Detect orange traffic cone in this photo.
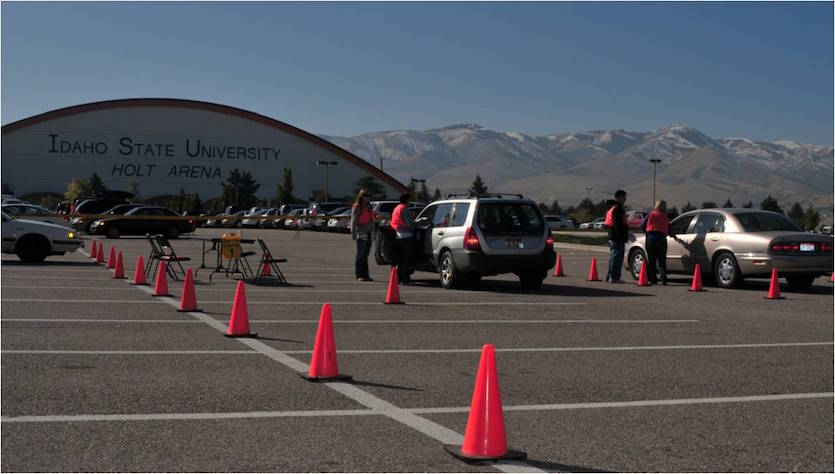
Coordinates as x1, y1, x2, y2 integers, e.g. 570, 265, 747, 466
384, 266, 404, 304
689, 264, 706, 292
177, 268, 201, 312
444, 344, 525, 462
89, 239, 98, 259
131, 255, 147, 285
106, 246, 116, 269
95, 242, 105, 264
152, 261, 171, 297
637, 261, 650, 286
765, 268, 785, 300
225, 280, 257, 337
261, 257, 272, 277
553, 254, 565, 277
586, 257, 601, 281
301, 304, 352, 382
112, 251, 126, 279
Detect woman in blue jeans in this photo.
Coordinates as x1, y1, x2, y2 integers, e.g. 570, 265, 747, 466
350, 189, 377, 281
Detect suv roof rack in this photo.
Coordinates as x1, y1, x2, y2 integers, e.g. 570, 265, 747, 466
445, 192, 525, 200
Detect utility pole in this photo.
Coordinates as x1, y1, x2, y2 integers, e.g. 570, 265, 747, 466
317, 160, 338, 200
585, 187, 593, 216
649, 159, 662, 205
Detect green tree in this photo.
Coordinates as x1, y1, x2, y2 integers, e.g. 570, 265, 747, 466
549, 199, 562, 215
701, 201, 717, 209
88, 173, 107, 195
681, 202, 696, 213
722, 199, 734, 208
432, 187, 442, 201
190, 194, 202, 214
469, 174, 488, 195
276, 167, 297, 205
788, 202, 805, 226
64, 178, 93, 201
353, 175, 385, 199
417, 182, 431, 204
222, 168, 260, 209
742, 200, 753, 208
667, 206, 679, 219
760, 195, 782, 214
538, 202, 549, 214
803, 206, 821, 231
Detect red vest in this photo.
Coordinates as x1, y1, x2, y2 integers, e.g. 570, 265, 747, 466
390, 204, 408, 231
605, 205, 626, 227
354, 204, 374, 225
645, 210, 670, 234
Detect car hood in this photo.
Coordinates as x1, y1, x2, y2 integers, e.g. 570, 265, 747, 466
13, 218, 74, 232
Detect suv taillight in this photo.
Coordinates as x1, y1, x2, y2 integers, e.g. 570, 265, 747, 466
546, 234, 554, 249
464, 226, 481, 251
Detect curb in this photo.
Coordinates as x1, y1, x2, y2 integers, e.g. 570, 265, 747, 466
553, 242, 609, 253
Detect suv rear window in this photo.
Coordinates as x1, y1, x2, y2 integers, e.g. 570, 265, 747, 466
377, 203, 398, 213
735, 212, 801, 232
476, 203, 543, 233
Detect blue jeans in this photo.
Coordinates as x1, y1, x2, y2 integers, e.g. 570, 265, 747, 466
608, 240, 625, 282
355, 236, 372, 279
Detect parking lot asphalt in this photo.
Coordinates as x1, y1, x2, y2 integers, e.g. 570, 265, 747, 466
1, 228, 833, 472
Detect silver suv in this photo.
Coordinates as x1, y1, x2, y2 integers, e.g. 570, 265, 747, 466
378, 193, 556, 289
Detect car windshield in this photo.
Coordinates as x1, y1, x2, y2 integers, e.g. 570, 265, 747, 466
734, 212, 802, 232
476, 203, 543, 233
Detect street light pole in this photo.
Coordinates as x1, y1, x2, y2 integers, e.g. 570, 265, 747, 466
649, 159, 662, 205
317, 160, 338, 200
410, 178, 426, 202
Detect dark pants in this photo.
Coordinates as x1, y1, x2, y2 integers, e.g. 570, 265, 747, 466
354, 236, 372, 279
645, 236, 668, 284
608, 240, 625, 282
396, 237, 414, 283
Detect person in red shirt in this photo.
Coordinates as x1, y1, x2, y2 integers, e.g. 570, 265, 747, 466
640, 200, 672, 285
350, 189, 377, 281
390, 193, 415, 285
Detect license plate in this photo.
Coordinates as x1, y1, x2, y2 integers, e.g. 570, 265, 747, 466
800, 243, 815, 252
506, 239, 523, 249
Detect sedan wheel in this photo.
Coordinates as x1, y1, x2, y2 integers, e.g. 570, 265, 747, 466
629, 250, 646, 280
106, 226, 120, 239
713, 252, 742, 288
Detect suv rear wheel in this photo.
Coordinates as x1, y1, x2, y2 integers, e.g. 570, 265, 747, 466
166, 226, 180, 239
519, 272, 544, 290
439, 250, 461, 289
785, 274, 815, 290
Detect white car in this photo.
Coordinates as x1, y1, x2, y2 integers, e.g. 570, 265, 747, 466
579, 217, 604, 229
544, 215, 570, 230
1, 211, 83, 262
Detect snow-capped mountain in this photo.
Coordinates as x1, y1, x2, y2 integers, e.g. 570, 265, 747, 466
323, 124, 833, 214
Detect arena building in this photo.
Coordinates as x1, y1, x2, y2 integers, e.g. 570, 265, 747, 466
1, 98, 406, 203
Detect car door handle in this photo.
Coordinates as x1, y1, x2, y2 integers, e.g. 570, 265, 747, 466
710, 237, 719, 242
437, 231, 444, 236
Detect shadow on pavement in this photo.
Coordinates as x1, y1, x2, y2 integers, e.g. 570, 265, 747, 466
409, 279, 650, 297
1, 261, 99, 267
252, 335, 306, 344
523, 458, 613, 473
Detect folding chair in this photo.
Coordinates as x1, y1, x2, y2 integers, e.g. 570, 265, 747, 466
153, 235, 191, 281
145, 234, 164, 280
255, 238, 288, 284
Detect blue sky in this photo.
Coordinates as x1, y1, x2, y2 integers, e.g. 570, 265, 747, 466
2, 2, 832, 143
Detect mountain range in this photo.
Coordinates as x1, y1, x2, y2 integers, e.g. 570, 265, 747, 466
323, 124, 833, 218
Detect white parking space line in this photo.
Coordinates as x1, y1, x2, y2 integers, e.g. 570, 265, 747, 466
2, 350, 257, 355
0, 318, 698, 324
408, 392, 835, 414
5, 393, 830, 424
280, 342, 833, 354
4, 342, 828, 356
1, 409, 378, 423
2, 299, 166, 304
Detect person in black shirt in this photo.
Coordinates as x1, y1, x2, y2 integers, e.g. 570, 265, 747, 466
606, 189, 628, 283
